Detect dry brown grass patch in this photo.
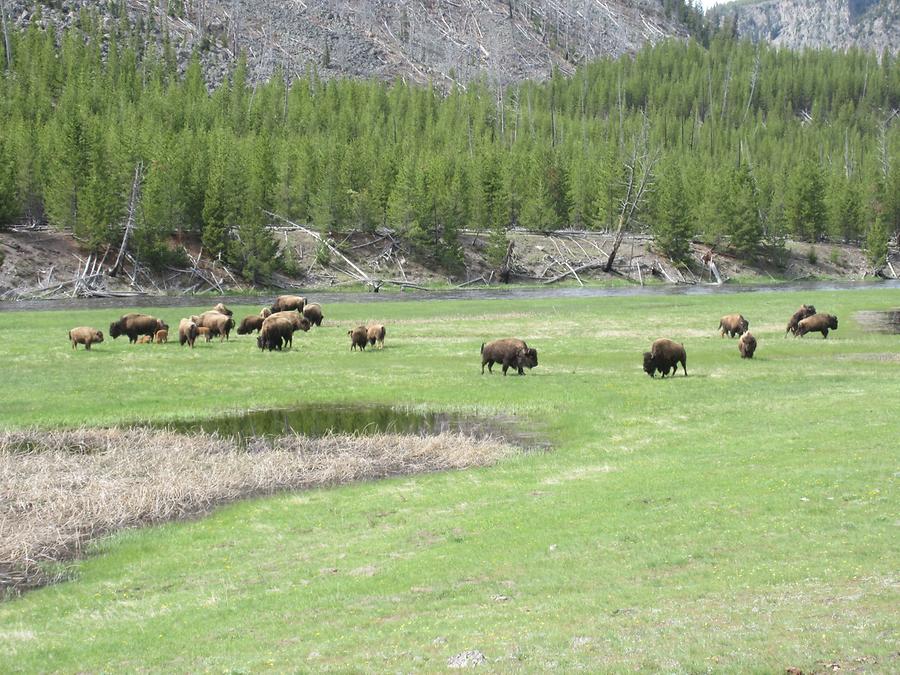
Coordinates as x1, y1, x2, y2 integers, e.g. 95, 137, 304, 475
0, 428, 516, 594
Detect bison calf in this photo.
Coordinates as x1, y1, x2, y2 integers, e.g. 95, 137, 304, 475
349, 326, 368, 351
785, 304, 817, 337
643, 338, 687, 377
481, 338, 538, 376
155, 329, 168, 344
197, 326, 212, 342
739, 331, 757, 358
137, 335, 152, 344
797, 313, 838, 339
367, 324, 386, 349
719, 313, 749, 338
68, 327, 104, 350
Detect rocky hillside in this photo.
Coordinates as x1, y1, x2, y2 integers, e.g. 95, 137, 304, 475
711, 0, 899, 52
2, 0, 692, 86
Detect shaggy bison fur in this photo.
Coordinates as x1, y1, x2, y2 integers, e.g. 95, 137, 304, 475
643, 338, 687, 377
268, 310, 311, 333
271, 295, 306, 313
109, 314, 166, 343
68, 327, 103, 350
237, 315, 266, 335
739, 331, 757, 358
258, 317, 294, 351
178, 319, 198, 348
213, 303, 233, 316
348, 326, 368, 351
719, 313, 749, 338
191, 311, 235, 341
785, 304, 817, 337
302, 303, 324, 327
367, 324, 386, 349
260, 307, 272, 318
797, 313, 838, 338
480, 338, 539, 376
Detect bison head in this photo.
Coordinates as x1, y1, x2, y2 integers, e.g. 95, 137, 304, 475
94, 330, 104, 343
156, 320, 169, 331
739, 317, 749, 334
829, 315, 838, 329
517, 347, 538, 369
109, 322, 122, 339
298, 316, 312, 332
643, 351, 656, 377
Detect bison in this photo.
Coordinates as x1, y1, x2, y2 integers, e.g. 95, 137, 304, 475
68, 327, 103, 350
271, 295, 306, 313
191, 311, 235, 341
137, 335, 152, 344
348, 326, 368, 351
785, 304, 817, 337
719, 313, 749, 338
109, 314, 166, 343
178, 319, 198, 348
268, 310, 311, 333
237, 315, 266, 335
212, 302, 233, 316
257, 317, 294, 351
197, 326, 212, 342
643, 338, 687, 377
302, 303, 324, 327
481, 338, 539, 376
739, 331, 757, 359
796, 313, 838, 339
366, 324, 386, 349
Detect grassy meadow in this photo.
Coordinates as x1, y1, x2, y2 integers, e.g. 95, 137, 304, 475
0, 287, 898, 672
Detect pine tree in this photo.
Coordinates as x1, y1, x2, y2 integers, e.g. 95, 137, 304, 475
865, 213, 889, 268
652, 160, 692, 261
784, 161, 827, 241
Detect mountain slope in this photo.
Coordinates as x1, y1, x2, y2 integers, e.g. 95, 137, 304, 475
711, 0, 899, 52
3, 0, 692, 85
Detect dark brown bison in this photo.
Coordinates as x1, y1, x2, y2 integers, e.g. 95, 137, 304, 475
191, 311, 235, 341
178, 319, 198, 348
366, 324, 386, 349
643, 338, 687, 377
212, 302, 233, 316
719, 313, 749, 338
785, 304, 817, 337
109, 314, 166, 343
797, 313, 838, 338
739, 331, 757, 359
271, 295, 306, 313
481, 338, 539, 376
68, 327, 104, 350
197, 326, 212, 342
154, 329, 168, 344
237, 315, 266, 335
258, 317, 294, 351
268, 310, 311, 333
302, 303, 324, 327
348, 326, 368, 351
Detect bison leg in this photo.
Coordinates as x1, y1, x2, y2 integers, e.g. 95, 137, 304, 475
501, 362, 509, 376
85, 342, 91, 350
681, 359, 688, 376
822, 329, 828, 339
517, 366, 525, 375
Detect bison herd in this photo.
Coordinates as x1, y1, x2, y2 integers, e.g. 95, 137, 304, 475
67, 297, 841, 379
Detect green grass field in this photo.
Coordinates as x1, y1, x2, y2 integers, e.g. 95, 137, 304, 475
1, 288, 898, 672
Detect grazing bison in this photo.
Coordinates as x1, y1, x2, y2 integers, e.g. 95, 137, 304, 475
643, 338, 687, 377
257, 317, 294, 351
109, 314, 165, 343
739, 331, 757, 359
785, 304, 817, 337
271, 295, 306, 313
719, 313, 749, 338
481, 338, 539, 376
137, 335, 152, 344
348, 326, 368, 351
197, 326, 212, 342
367, 324, 386, 349
213, 302, 233, 316
178, 319, 198, 348
268, 310, 311, 333
302, 303, 324, 327
68, 327, 103, 350
260, 307, 272, 318
155, 329, 168, 344
797, 313, 838, 339
191, 311, 235, 341
237, 315, 266, 335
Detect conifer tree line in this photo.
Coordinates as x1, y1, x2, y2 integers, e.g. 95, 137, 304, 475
0, 10, 898, 279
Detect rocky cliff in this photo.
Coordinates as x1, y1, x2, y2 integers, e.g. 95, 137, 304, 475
712, 0, 899, 52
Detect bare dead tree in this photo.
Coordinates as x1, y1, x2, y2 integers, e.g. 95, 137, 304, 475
0, 0, 11, 70
603, 117, 657, 273
109, 163, 144, 278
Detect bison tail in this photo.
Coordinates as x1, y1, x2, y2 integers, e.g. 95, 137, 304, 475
480, 342, 485, 355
